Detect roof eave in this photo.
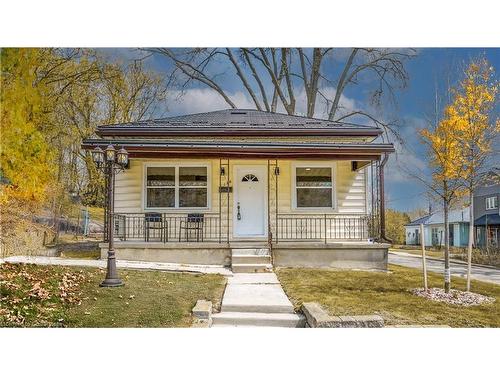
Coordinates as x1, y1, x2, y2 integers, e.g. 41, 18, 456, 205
81, 139, 394, 160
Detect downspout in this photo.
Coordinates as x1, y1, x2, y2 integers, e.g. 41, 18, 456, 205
379, 153, 392, 243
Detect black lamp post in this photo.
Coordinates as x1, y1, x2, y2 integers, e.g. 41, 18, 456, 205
91, 144, 129, 287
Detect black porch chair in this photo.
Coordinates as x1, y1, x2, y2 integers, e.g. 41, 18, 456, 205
144, 213, 168, 242
179, 213, 204, 242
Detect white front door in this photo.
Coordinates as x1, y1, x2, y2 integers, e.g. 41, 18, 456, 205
234, 166, 267, 238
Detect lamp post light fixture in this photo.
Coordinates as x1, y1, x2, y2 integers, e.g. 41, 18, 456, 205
91, 144, 129, 287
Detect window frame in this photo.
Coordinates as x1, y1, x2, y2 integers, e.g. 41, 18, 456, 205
143, 161, 211, 211
291, 161, 337, 212
485, 196, 498, 210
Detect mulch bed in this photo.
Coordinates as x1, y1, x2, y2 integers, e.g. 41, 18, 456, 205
412, 287, 495, 307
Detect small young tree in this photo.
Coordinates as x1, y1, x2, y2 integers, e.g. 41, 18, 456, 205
451, 58, 498, 291
420, 107, 464, 293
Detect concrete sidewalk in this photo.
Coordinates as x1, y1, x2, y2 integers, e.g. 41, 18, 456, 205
0, 256, 233, 276
212, 272, 305, 327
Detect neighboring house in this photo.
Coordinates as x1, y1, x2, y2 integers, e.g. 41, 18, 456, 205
405, 207, 470, 247
474, 170, 500, 249
404, 214, 431, 246
82, 109, 394, 270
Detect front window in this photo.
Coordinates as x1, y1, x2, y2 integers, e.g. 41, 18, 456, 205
146, 165, 208, 208
179, 167, 208, 208
146, 167, 175, 207
486, 196, 498, 210
295, 166, 334, 208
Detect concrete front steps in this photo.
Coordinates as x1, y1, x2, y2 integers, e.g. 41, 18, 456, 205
211, 273, 305, 328
212, 311, 304, 327
231, 248, 272, 273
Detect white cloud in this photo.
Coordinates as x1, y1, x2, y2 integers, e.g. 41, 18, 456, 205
165, 85, 359, 120
165, 88, 255, 115
386, 143, 428, 183
384, 116, 429, 183
293, 86, 358, 119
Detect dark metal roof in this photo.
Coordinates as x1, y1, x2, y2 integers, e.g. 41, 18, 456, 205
96, 109, 383, 137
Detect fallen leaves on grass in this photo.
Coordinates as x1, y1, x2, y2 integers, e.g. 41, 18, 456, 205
0, 263, 91, 327
59, 271, 87, 304
412, 288, 495, 307
29, 282, 50, 300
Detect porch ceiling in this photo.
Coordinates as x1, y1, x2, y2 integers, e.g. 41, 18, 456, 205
82, 139, 395, 160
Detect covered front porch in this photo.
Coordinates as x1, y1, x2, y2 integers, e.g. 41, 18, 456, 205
104, 155, 389, 269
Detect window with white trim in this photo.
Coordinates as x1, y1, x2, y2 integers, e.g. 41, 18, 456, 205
146, 166, 208, 208
294, 166, 334, 208
486, 196, 498, 210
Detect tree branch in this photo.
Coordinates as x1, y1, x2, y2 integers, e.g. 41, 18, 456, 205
226, 48, 262, 110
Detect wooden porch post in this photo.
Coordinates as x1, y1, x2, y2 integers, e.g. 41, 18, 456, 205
267, 159, 279, 248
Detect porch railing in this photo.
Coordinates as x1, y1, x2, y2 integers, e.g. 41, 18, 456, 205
110, 213, 222, 243
106, 213, 371, 243
276, 214, 370, 242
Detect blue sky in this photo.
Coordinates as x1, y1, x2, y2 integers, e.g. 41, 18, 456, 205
103, 48, 499, 212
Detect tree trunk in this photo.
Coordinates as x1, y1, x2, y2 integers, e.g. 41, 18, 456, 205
443, 197, 450, 293
466, 189, 474, 291
420, 223, 428, 292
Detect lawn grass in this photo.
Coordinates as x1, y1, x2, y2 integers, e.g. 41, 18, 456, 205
1, 263, 226, 328
67, 268, 226, 327
276, 265, 500, 327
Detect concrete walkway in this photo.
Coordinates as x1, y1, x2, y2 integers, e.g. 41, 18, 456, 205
389, 252, 500, 285
212, 272, 305, 327
0, 256, 233, 276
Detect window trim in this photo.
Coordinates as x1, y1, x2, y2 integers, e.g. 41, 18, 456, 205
291, 161, 337, 212
485, 196, 498, 210
142, 161, 211, 211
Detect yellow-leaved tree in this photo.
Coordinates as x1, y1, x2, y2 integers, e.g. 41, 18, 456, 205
420, 105, 464, 293
0, 48, 56, 205
450, 58, 498, 291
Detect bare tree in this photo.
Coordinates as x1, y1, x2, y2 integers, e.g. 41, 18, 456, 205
146, 48, 415, 132
45, 51, 168, 212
